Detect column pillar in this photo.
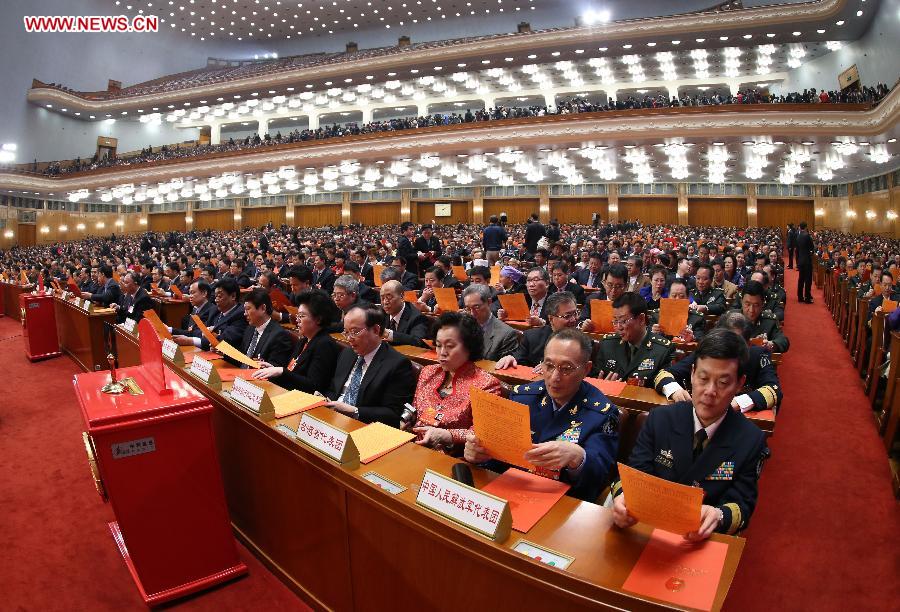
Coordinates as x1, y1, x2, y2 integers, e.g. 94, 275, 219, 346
482, 96, 495, 112
400, 188, 412, 223
416, 103, 429, 117
185, 200, 194, 230
608, 184, 619, 222
539, 184, 551, 223
361, 106, 373, 124
285, 195, 295, 226
209, 122, 221, 145
543, 92, 555, 111
307, 113, 319, 130
677, 183, 689, 225
747, 184, 758, 228
257, 118, 269, 138
728, 80, 741, 97
666, 84, 679, 103
234, 197, 243, 230
605, 89, 617, 105
341, 191, 351, 225
472, 186, 484, 224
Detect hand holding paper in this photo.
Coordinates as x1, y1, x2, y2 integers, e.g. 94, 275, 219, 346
617, 463, 703, 535
216, 340, 262, 368
470, 388, 533, 470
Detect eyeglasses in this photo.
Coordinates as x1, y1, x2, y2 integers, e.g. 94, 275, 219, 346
605, 282, 626, 291
526, 277, 544, 284
342, 328, 369, 340
332, 292, 348, 299
542, 361, 586, 377
612, 316, 635, 327
550, 310, 579, 321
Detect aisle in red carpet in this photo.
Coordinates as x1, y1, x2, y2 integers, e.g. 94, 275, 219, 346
0, 317, 307, 611
725, 267, 900, 610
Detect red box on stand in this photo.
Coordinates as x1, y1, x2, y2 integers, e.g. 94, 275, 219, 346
74, 320, 247, 606
20, 292, 61, 361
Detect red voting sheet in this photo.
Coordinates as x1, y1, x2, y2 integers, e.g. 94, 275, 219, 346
499, 364, 543, 381
216, 367, 259, 382
584, 377, 628, 397
622, 528, 728, 611
183, 350, 222, 364
481, 469, 570, 532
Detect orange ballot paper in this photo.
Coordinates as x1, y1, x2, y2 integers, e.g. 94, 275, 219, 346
349, 422, 416, 463
618, 463, 703, 535
883, 299, 899, 313
497, 293, 531, 322
622, 529, 728, 611
142, 309, 173, 340
373, 264, 385, 287
191, 314, 220, 347
216, 367, 258, 382
270, 390, 326, 418
403, 290, 418, 303
584, 377, 627, 397
590, 299, 615, 333
495, 364, 542, 381
433, 287, 459, 312
490, 265, 502, 287
481, 469, 569, 532
658, 298, 690, 337
471, 388, 533, 470
452, 265, 468, 282
216, 340, 262, 368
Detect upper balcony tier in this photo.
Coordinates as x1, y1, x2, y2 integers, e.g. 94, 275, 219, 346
27, 0, 873, 116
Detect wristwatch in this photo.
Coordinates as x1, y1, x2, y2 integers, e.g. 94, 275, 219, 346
352, 407, 360, 419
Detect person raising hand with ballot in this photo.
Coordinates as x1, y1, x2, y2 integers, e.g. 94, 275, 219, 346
464, 328, 619, 501
611, 329, 769, 540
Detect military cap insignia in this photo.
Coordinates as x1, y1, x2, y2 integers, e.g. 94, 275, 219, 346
606, 359, 617, 368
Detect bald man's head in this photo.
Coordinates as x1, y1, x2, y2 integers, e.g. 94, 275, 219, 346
379, 279, 404, 315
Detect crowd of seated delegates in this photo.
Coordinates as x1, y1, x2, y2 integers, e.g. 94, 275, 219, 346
35, 82, 892, 175
4, 218, 785, 535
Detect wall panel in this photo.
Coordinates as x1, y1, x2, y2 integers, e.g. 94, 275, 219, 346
194, 209, 234, 231
149, 212, 186, 233
617, 198, 678, 225
242, 206, 286, 228
549, 198, 608, 224
295, 204, 342, 227
415, 201, 471, 224
848, 189, 898, 236
483, 198, 539, 224
352, 202, 401, 226
17, 224, 36, 247
688, 198, 749, 227
756, 199, 815, 231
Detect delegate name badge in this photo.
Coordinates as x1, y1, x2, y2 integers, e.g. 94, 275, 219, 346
415, 468, 511, 542
122, 318, 137, 333
296, 413, 357, 464
161, 338, 179, 361
229, 377, 266, 414
189, 355, 214, 383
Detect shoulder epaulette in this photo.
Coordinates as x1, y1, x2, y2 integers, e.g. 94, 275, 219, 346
761, 310, 777, 320
511, 381, 545, 395
649, 333, 671, 346
599, 333, 619, 341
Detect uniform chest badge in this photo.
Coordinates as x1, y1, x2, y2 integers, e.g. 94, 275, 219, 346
638, 358, 656, 371
655, 449, 674, 468
606, 359, 618, 368
558, 421, 582, 443
706, 461, 735, 480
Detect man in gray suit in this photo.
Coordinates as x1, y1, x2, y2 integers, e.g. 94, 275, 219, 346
462, 284, 519, 361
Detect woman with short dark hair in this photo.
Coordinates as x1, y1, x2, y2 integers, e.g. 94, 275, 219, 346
253, 289, 342, 394
408, 312, 501, 454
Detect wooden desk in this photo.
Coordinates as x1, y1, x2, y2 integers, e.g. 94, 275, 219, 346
153, 296, 191, 328
112, 329, 744, 610
54, 296, 116, 371
1, 282, 30, 320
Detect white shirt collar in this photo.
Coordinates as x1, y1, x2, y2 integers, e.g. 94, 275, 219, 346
693, 408, 727, 440
255, 317, 272, 335
393, 302, 406, 323
361, 342, 383, 366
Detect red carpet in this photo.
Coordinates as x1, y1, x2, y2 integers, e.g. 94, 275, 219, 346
1, 278, 898, 609
725, 268, 900, 610
0, 316, 307, 611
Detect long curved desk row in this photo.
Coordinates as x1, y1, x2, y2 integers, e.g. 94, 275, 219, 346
107, 323, 745, 611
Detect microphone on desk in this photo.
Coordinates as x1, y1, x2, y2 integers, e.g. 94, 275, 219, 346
451, 463, 475, 487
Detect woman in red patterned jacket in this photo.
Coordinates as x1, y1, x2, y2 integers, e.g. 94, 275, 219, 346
408, 311, 502, 454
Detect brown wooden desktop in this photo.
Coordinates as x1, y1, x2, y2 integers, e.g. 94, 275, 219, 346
109, 326, 745, 611
53, 296, 116, 371
1, 282, 29, 320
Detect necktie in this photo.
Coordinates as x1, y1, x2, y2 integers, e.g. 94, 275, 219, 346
693, 429, 708, 460
246, 330, 260, 358
343, 356, 366, 407
391, 318, 398, 332
588, 273, 595, 287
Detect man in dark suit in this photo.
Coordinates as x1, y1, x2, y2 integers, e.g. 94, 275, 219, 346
397, 221, 419, 276
550, 263, 585, 304
524, 213, 545, 255
786, 222, 798, 269
612, 329, 769, 538
113, 272, 155, 325
496, 291, 578, 369
311, 253, 336, 295
227, 258, 253, 289
383, 256, 420, 291
173, 278, 248, 349
796, 220, 814, 303
171, 280, 218, 335
325, 303, 416, 426
81, 265, 120, 306
223, 288, 294, 367
353, 248, 375, 287
413, 224, 442, 269
380, 280, 429, 347
573, 253, 604, 288
498, 266, 551, 326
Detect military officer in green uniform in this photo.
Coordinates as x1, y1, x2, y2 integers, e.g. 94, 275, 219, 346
689, 264, 727, 316
464, 328, 619, 501
741, 280, 790, 353
593, 292, 675, 386
648, 278, 707, 342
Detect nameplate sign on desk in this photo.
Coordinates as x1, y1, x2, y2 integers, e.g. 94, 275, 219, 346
188, 355, 222, 390
226, 377, 276, 421
415, 468, 512, 543
362, 471, 407, 495
161, 338, 184, 365
512, 540, 575, 570
73, 297, 82, 308
296, 413, 359, 465
122, 318, 137, 334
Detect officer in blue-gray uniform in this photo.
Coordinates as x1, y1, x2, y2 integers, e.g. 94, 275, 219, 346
612, 329, 769, 539
465, 328, 619, 502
